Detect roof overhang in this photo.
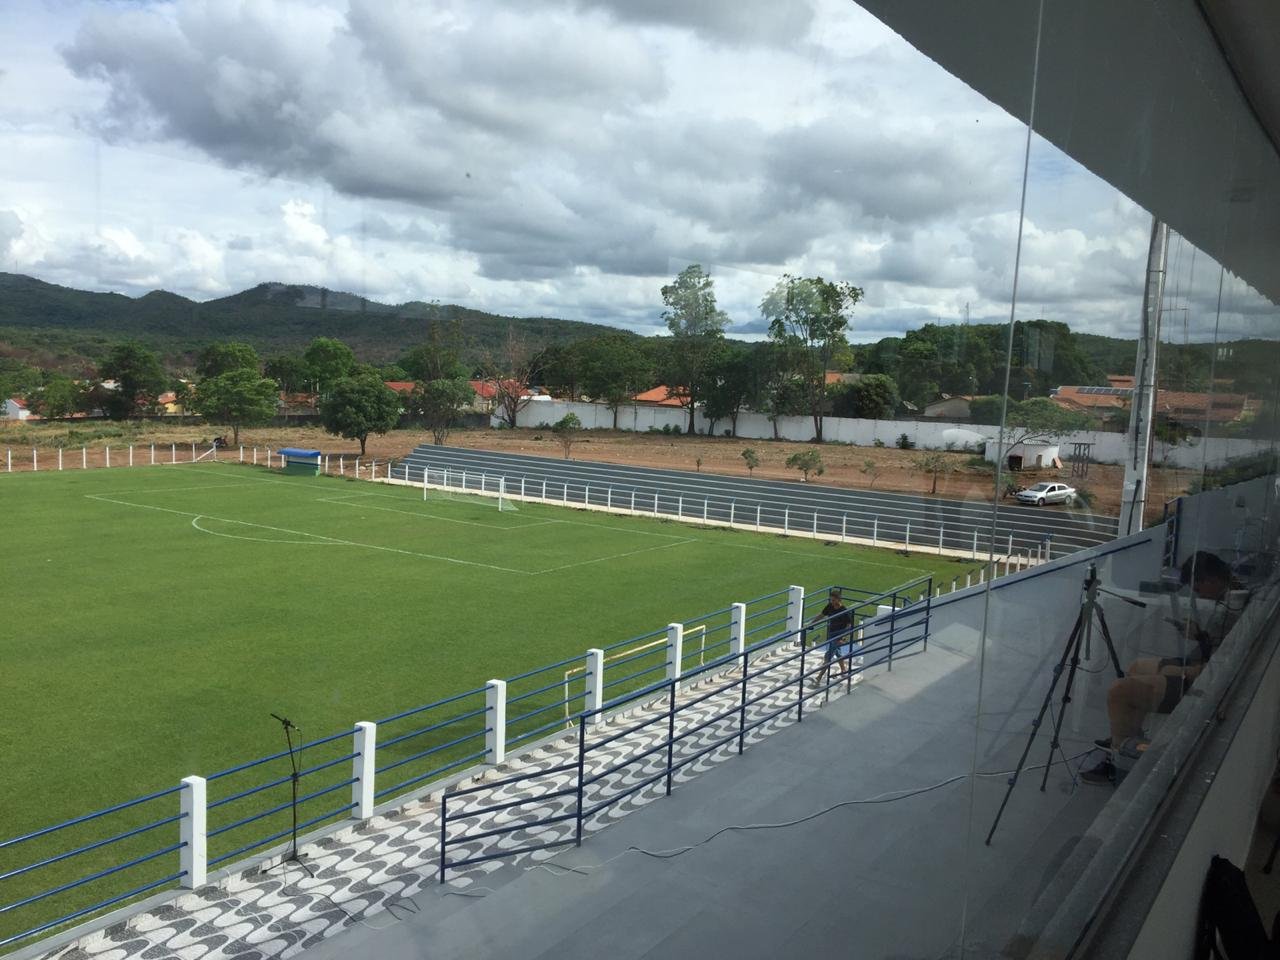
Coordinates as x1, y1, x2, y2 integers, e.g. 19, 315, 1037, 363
858, 0, 1280, 306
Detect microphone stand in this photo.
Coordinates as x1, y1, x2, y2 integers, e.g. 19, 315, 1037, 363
270, 713, 314, 877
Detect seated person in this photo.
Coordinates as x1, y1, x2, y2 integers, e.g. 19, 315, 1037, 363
1081, 551, 1243, 785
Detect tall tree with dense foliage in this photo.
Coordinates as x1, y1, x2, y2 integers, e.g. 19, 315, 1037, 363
410, 378, 475, 446
660, 264, 729, 433
401, 323, 469, 383
701, 344, 754, 437
831, 374, 899, 420
195, 342, 260, 379
26, 375, 84, 419
193, 368, 280, 444
319, 375, 401, 454
264, 354, 313, 393
749, 342, 806, 439
579, 334, 653, 429
99, 341, 166, 419
538, 342, 586, 400
760, 275, 862, 441
303, 337, 357, 394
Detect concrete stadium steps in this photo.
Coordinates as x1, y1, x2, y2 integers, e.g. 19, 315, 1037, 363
30, 639, 858, 960
397, 444, 1118, 557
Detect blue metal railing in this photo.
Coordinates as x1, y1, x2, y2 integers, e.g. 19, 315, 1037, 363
437, 578, 932, 880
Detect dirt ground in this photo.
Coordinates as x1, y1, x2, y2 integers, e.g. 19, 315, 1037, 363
2, 420, 1195, 522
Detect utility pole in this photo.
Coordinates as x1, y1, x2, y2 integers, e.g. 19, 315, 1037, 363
1119, 219, 1168, 536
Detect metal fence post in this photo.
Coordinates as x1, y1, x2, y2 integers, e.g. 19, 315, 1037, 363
438, 795, 448, 884
905, 520, 911, 552
938, 524, 944, 554
730, 500, 736, 526
32, 448, 37, 471
812, 512, 818, 536
872, 517, 878, 547
485, 680, 507, 766
756, 505, 761, 531
128, 445, 133, 467
666, 623, 684, 693
191, 442, 196, 462
887, 598, 899, 671
797, 638, 808, 722
665, 681, 677, 796
584, 648, 604, 726
841, 513, 847, 542
630, 490, 636, 513
729, 603, 746, 658
352, 722, 376, 820
150, 444, 155, 465
58, 448, 63, 471
575, 718, 587, 845
105, 445, 110, 467
738, 649, 749, 754
180, 776, 207, 889
678, 495, 683, 518
82, 447, 87, 469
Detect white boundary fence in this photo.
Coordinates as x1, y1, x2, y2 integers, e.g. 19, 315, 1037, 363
374, 462, 1045, 573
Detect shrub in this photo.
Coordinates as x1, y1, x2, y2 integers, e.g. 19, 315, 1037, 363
965, 455, 993, 470
785, 450, 824, 482
741, 447, 760, 475
1072, 486, 1095, 507
896, 433, 915, 450
872, 438, 886, 448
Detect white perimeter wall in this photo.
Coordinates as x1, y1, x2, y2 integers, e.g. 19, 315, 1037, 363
508, 399, 1272, 469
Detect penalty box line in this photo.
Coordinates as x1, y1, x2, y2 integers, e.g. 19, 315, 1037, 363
84, 493, 532, 575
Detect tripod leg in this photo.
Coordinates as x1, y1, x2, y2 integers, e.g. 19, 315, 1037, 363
1094, 607, 1126, 679
985, 611, 1085, 845
1039, 628, 1085, 792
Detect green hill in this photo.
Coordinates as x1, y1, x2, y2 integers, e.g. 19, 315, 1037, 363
0, 273, 632, 368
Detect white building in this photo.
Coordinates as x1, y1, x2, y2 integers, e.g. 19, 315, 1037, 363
3, 397, 32, 420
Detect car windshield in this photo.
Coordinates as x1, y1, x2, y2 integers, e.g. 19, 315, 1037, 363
1028, 483, 1053, 492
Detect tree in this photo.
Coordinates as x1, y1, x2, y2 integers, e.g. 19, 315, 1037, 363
749, 343, 806, 440
193, 368, 280, 444
912, 452, 955, 495
401, 326, 469, 383
701, 344, 754, 437
552, 412, 583, 459
1001, 397, 1092, 448
860, 458, 883, 489
99, 341, 166, 419
264, 354, 313, 393
660, 264, 729, 433
319, 375, 401, 454
760, 274, 863, 441
741, 447, 760, 475
26, 375, 83, 419
410, 378, 475, 446
786, 450, 824, 482
304, 337, 357, 394
539, 343, 586, 400
832, 374, 898, 420
195, 342, 260, 379
579, 334, 653, 428
484, 327, 542, 429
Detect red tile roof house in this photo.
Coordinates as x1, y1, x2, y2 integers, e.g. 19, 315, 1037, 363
631, 385, 688, 408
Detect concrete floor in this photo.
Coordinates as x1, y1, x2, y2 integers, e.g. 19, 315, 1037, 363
300, 612, 1116, 960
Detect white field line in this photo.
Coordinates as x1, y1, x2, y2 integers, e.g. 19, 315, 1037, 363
316, 493, 559, 530
191, 516, 338, 545
74, 479, 268, 496
85, 494, 531, 574
532, 537, 695, 575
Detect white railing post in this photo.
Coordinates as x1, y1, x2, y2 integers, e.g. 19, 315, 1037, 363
485, 680, 507, 766
352, 722, 376, 820
355, 457, 360, 478
872, 517, 878, 547
1007, 533, 1014, 555
938, 524, 944, 554
607, 486, 612, 510
972, 530, 978, 560
678, 495, 683, 518
730, 500, 736, 526
966, 573, 972, 588
339, 455, 345, 475
784, 506, 790, 533
666, 623, 684, 692
729, 603, 747, 658
786, 584, 805, 638
905, 520, 911, 551
128, 445, 133, 467
756, 505, 761, 531
105, 445, 110, 467
812, 512, 818, 536
82, 446, 86, 469
149, 444, 154, 465
180, 776, 207, 889
979, 567, 985, 584
191, 442, 196, 462
841, 514, 847, 542
240, 446, 245, 463
584, 648, 604, 726
32, 448, 37, 471
170, 443, 176, 464
58, 448, 63, 471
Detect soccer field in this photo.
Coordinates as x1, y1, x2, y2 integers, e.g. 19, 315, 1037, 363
0, 460, 962, 944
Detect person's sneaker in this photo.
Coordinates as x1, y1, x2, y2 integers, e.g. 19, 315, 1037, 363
1094, 737, 1112, 749
1080, 759, 1116, 785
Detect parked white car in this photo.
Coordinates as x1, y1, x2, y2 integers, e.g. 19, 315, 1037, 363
1015, 481, 1076, 506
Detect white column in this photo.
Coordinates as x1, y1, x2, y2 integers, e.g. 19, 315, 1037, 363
128, 445, 133, 467
938, 524, 944, 554
150, 444, 155, 465
485, 680, 507, 766
82, 447, 87, 469
784, 506, 790, 532
872, 517, 878, 547
972, 530, 978, 560
58, 448, 63, 471
171, 443, 176, 464
786, 584, 805, 638
905, 520, 911, 551
339, 456, 344, 475
105, 445, 110, 467
730, 501, 737, 526
240, 446, 245, 463
352, 722, 376, 820
666, 623, 684, 691
584, 648, 604, 725
1007, 533, 1014, 555
756, 505, 761, 531
191, 442, 196, 462
729, 603, 747, 658
607, 486, 612, 510
180, 776, 207, 889
32, 448, 37, 471
966, 573, 972, 588
678, 495, 684, 518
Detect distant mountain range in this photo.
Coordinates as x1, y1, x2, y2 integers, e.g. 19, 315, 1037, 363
0, 273, 628, 368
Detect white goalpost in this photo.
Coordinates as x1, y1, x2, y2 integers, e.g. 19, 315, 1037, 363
421, 466, 519, 512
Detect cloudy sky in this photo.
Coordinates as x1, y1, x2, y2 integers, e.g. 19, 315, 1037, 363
4, 0, 1256, 343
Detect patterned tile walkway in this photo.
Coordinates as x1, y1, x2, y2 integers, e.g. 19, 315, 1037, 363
41, 641, 868, 960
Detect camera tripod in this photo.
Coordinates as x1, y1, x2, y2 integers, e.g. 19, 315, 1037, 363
985, 564, 1145, 845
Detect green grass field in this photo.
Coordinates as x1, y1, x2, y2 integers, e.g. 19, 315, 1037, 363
0, 461, 964, 946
